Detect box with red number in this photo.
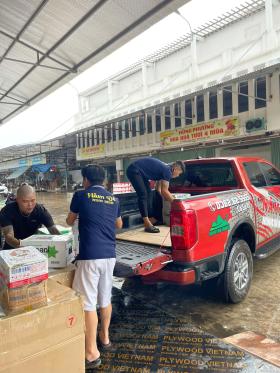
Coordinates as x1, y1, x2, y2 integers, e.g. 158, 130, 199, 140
0, 279, 84, 373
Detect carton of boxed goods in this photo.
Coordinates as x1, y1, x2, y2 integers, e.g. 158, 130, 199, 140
0, 279, 85, 373
1, 280, 47, 315
162, 193, 191, 225
49, 264, 76, 288
21, 234, 75, 268
0, 246, 48, 288
0, 247, 48, 315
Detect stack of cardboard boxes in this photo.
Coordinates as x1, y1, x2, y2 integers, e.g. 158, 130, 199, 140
0, 234, 83, 373
0, 247, 48, 314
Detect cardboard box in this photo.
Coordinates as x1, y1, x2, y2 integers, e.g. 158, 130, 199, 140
49, 264, 76, 288
162, 193, 191, 225
1, 280, 47, 315
22, 234, 75, 268
0, 279, 85, 373
0, 247, 48, 288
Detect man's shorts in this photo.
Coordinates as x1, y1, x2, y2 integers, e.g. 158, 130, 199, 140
72, 258, 116, 311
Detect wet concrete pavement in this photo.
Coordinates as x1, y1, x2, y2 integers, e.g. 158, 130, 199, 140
37, 192, 280, 371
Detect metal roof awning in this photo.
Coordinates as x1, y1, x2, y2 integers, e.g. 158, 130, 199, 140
0, 0, 189, 125
6, 166, 29, 180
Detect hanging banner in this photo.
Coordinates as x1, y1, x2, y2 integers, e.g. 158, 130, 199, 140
160, 117, 239, 147
76, 144, 105, 160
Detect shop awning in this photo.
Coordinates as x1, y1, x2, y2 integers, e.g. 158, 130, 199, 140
32, 164, 52, 173
6, 166, 29, 180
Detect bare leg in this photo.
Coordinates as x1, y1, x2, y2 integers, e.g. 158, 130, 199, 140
99, 304, 112, 344
149, 217, 157, 225
85, 311, 100, 361
143, 216, 154, 229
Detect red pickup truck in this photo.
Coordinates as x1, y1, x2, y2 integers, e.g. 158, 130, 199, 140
115, 157, 280, 303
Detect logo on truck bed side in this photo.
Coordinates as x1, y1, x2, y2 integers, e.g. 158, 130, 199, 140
209, 215, 230, 236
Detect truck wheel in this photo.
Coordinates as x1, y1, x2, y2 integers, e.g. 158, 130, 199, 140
222, 239, 253, 303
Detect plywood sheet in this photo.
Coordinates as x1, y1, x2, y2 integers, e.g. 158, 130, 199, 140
116, 225, 171, 247
224, 332, 280, 368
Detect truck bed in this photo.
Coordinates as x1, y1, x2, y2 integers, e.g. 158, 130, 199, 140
116, 225, 171, 247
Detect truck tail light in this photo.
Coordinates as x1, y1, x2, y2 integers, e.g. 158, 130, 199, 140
170, 208, 197, 250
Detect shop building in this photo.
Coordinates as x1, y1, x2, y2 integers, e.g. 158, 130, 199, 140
71, 0, 280, 180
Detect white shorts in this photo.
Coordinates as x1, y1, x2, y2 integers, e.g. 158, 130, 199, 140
72, 258, 116, 311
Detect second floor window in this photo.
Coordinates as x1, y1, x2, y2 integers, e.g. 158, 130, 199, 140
155, 109, 161, 132
165, 106, 171, 130
185, 99, 192, 125
131, 118, 137, 137
196, 95, 204, 122
255, 76, 266, 109
139, 115, 145, 135
238, 81, 248, 113
112, 123, 116, 141
147, 114, 153, 133
101, 128, 105, 144
209, 91, 218, 119
223, 86, 232, 116
175, 102, 181, 128
118, 122, 123, 140
96, 129, 100, 145
107, 125, 112, 143
125, 119, 129, 138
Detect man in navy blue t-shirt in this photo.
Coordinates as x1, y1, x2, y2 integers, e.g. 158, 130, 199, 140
66, 165, 122, 370
126, 158, 184, 233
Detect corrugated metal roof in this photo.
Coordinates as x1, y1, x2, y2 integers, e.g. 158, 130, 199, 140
0, 0, 189, 124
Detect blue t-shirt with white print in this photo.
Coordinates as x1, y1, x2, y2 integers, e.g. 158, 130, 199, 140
70, 185, 120, 260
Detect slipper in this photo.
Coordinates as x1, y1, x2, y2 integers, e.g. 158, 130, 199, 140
85, 357, 101, 370
98, 340, 112, 350
144, 226, 160, 233
97, 335, 112, 350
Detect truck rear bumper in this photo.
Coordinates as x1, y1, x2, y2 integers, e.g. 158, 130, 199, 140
142, 267, 196, 285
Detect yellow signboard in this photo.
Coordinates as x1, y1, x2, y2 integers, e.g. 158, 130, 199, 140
160, 117, 239, 147
76, 144, 105, 160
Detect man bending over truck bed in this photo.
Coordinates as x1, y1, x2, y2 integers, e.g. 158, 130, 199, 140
126, 157, 184, 233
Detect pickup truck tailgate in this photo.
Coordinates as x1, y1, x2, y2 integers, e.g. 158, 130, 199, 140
114, 240, 172, 277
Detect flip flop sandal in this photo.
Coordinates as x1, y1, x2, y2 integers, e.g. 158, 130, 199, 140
85, 357, 101, 370
144, 226, 160, 233
99, 340, 112, 350
98, 335, 113, 350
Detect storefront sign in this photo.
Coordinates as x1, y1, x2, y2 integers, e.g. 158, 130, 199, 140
0, 154, 46, 171
160, 117, 239, 147
18, 155, 46, 167
76, 144, 105, 160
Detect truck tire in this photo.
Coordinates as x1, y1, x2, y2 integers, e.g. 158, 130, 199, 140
222, 239, 253, 303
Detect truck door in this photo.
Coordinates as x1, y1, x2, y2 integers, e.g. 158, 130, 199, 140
243, 161, 280, 246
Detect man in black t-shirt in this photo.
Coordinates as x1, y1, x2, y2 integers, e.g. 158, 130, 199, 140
0, 184, 59, 250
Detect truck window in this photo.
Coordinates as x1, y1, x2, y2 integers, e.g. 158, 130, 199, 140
170, 162, 237, 187
260, 163, 280, 186
243, 162, 266, 187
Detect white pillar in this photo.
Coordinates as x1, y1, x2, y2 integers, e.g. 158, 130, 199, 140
265, 0, 277, 49
191, 35, 199, 79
